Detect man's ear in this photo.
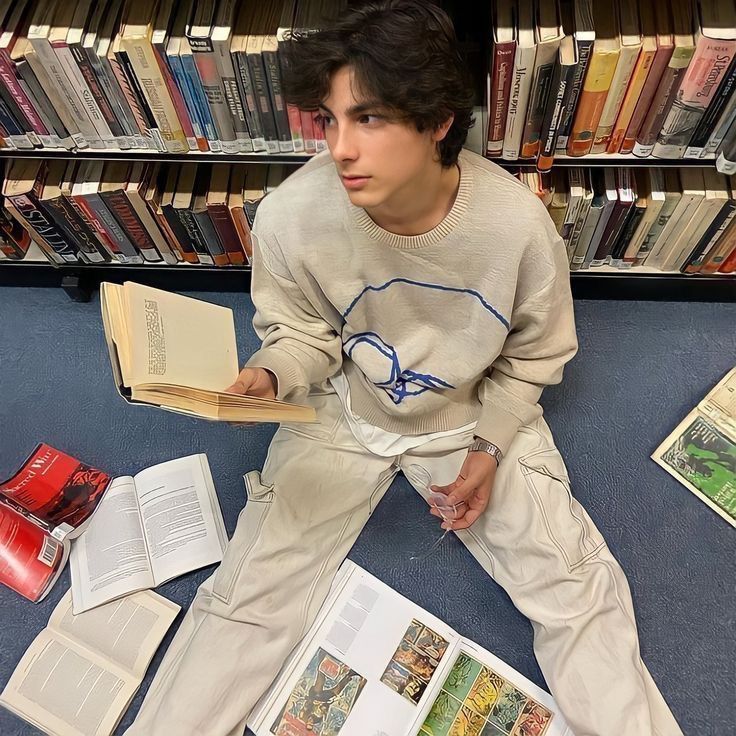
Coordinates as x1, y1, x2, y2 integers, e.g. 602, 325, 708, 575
432, 114, 455, 143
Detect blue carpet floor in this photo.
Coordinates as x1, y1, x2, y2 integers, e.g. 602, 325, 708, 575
0, 286, 734, 735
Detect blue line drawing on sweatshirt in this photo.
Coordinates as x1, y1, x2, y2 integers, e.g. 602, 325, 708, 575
341, 279, 508, 405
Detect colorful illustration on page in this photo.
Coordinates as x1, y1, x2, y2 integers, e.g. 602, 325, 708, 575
380, 618, 449, 704
418, 652, 554, 736
271, 647, 367, 736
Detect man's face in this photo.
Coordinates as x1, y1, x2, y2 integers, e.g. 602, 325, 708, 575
318, 66, 443, 211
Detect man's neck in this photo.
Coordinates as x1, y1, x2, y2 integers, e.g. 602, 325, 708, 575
364, 161, 461, 237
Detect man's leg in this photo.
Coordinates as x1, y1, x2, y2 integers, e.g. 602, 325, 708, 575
400, 418, 683, 736
127, 391, 398, 736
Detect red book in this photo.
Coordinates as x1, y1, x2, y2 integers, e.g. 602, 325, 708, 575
0, 444, 111, 602
717, 242, 736, 273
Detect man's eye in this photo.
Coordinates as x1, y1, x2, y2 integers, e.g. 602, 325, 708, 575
314, 113, 333, 128
359, 114, 382, 124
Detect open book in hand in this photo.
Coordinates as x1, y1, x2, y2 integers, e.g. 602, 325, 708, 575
70, 454, 228, 614
0, 588, 179, 736
100, 280, 316, 424
0, 444, 111, 603
652, 366, 736, 527
249, 561, 574, 736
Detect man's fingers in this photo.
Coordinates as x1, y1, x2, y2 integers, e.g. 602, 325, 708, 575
224, 379, 251, 395
447, 508, 483, 530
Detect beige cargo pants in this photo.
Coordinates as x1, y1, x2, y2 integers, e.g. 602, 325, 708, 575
126, 389, 682, 736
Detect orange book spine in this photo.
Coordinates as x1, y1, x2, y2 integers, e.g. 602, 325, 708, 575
700, 219, 736, 274
567, 50, 619, 157
608, 49, 656, 153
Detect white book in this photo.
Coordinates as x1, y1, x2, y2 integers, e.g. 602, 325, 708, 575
501, 0, 536, 160
644, 168, 706, 268
561, 167, 584, 255
69, 453, 227, 614
565, 170, 593, 266
702, 91, 736, 157
0, 588, 179, 736
248, 560, 574, 736
661, 169, 730, 270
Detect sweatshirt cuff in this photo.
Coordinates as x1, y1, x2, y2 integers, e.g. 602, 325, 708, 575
245, 346, 307, 401
473, 404, 526, 458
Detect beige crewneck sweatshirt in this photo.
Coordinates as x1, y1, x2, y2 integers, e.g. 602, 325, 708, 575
245, 149, 578, 455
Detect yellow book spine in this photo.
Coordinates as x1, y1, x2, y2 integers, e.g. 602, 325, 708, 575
567, 49, 619, 157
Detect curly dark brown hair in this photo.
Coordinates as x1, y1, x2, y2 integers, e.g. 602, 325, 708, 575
280, 0, 475, 167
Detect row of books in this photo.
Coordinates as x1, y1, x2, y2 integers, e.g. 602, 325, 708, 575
487, 0, 736, 173
0, 159, 291, 265
0, 0, 341, 156
517, 166, 736, 274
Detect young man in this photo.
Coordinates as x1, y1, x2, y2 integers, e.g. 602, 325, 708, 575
128, 3, 682, 735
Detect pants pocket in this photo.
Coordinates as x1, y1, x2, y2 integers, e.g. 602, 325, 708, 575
211, 470, 274, 604
279, 391, 343, 443
519, 448, 605, 572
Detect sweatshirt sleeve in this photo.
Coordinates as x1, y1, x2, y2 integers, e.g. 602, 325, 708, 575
244, 221, 343, 401
474, 236, 578, 455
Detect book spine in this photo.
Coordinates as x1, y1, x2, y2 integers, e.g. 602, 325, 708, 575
537, 61, 576, 172
8, 192, 78, 262
610, 205, 645, 265
188, 36, 238, 153
262, 48, 294, 152
0, 64, 41, 147
486, 40, 516, 156
567, 48, 619, 157
233, 51, 266, 151
88, 47, 139, 145
51, 40, 112, 148
193, 209, 228, 265
98, 190, 162, 260
652, 39, 736, 158
180, 51, 221, 150
208, 203, 245, 264
716, 234, 736, 272
591, 202, 630, 265
125, 189, 175, 263
607, 48, 656, 154
229, 204, 252, 261
591, 44, 641, 154
66, 193, 124, 262
685, 55, 736, 157
4, 200, 64, 263
213, 38, 252, 152
72, 193, 141, 263
161, 203, 199, 262
633, 195, 680, 265
71, 44, 127, 146
300, 108, 315, 154
520, 42, 559, 159
108, 51, 156, 150
121, 36, 188, 153
633, 44, 695, 157
0, 51, 49, 140
682, 200, 736, 272
0, 210, 30, 258
41, 196, 108, 263
246, 51, 280, 153
167, 51, 207, 150
175, 207, 214, 264
313, 110, 326, 152
556, 38, 594, 151
15, 59, 70, 148
151, 41, 199, 151
0, 92, 32, 148
286, 104, 304, 153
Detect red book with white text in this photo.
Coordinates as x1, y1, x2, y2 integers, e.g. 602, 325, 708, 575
0, 444, 111, 602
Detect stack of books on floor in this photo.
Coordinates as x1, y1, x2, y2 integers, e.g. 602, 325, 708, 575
518, 166, 736, 274
0, 0, 345, 156
487, 0, 736, 173
0, 159, 289, 265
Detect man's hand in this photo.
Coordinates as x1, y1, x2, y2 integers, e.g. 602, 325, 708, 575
224, 367, 278, 399
430, 451, 498, 530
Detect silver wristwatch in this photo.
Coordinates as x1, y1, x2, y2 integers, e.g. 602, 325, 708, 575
469, 437, 503, 465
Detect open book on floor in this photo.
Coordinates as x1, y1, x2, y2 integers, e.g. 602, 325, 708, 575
100, 281, 316, 424
70, 454, 228, 614
0, 444, 111, 602
249, 560, 573, 736
652, 366, 736, 527
0, 588, 179, 736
